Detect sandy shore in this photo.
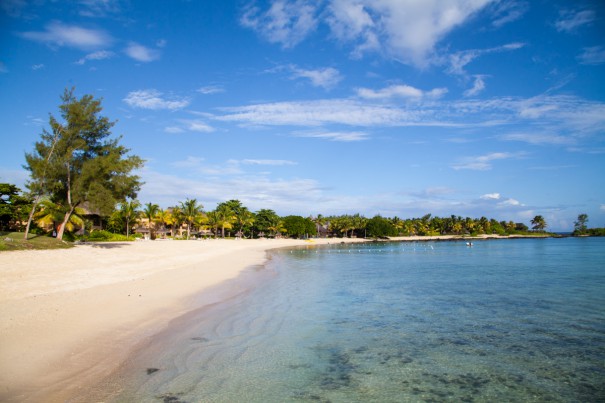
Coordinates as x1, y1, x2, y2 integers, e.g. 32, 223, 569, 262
0, 237, 365, 402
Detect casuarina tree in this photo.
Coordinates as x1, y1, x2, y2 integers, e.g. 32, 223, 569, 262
24, 88, 144, 240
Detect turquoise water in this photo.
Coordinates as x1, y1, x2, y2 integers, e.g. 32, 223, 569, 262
109, 238, 605, 402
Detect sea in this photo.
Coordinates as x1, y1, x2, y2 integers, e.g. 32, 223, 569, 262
107, 237, 605, 402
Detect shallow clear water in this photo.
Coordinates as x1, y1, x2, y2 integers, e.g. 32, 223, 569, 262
110, 238, 605, 402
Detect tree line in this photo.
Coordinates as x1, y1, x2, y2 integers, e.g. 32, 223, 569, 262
5, 184, 599, 239
2, 89, 602, 240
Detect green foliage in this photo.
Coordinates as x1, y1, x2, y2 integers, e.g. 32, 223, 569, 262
366, 215, 397, 238
573, 213, 589, 235
282, 215, 316, 238
586, 228, 605, 236
24, 88, 144, 240
531, 215, 547, 231
253, 209, 281, 237
0, 183, 32, 231
80, 230, 132, 242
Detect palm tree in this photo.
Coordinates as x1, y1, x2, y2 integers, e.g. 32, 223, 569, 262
35, 199, 85, 235
119, 199, 140, 240
531, 215, 547, 232
205, 210, 220, 238
236, 209, 255, 238
215, 204, 236, 238
170, 206, 184, 238
155, 208, 173, 239
180, 198, 204, 240
142, 202, 159, 239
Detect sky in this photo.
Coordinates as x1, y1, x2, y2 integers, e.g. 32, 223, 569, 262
1, 0, 604, 231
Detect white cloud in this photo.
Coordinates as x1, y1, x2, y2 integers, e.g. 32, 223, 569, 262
448, 42, 525, 76
31, 64, 44, 70
577, 46, 605, 65
290, 66, 342, 89
480, 193, 501, 200
357, 84, 447, 99
295, 131, 369, 141
242, 0, 493, 67
489, 0, 528, 27
555, 9, 595, 33
327, 0, 494, 67
76, 50, 114, 65
180, 119, 215, 133
19, 21, 112, 50
451, 152, 524, 170
123, 89, 190, 110
464, 75, 486, 97
198, 86, 225, 94
124, 42, 161, 62
600, 204, 605, 212
240, 0, 319, 48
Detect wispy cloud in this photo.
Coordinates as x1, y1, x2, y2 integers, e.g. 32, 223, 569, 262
77, 0, 121, 17
357, 84, 447, 100
500, 132, 575, 146
166, 119, 214, 133
451, 152, 525, 171
489, 0, 529, 28
31, 64, 44, 70
123, 89, 190, 110
19, 21, 112, 50
240, 0, 319, 49
555, 9, 595, 33
289, 65, 342, 89
464, 75, 486, 97
198, 85, 225, 95
124, 42, 161, 62
294, 130, 370, 142
448, 42, 525, 76
76, 50, 115, 65
577, 46, 605, 65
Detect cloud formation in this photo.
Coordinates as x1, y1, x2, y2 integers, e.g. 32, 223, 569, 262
123, 90, 190, 110
124, 42, 161, 62
357, 84, 447, 100
451, 152, 524, 170
242, 0, 494, 67
555, 9, 595, 33
76, 50, 115, 65
19, 21, 112, 50
240, 0, 318, 48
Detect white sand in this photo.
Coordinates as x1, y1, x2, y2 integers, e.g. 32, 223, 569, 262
0, 238, 365, 402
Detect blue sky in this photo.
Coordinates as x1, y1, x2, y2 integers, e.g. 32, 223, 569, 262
1, 0, 604, 231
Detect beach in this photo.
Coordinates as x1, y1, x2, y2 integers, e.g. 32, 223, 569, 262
0, 237, 367, 402
0, 234, 549, 401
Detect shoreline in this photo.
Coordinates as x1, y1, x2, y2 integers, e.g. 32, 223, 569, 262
0, 234, 549, 401
0, 238, 364, 402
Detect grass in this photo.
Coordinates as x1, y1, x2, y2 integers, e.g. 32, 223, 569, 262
0, 231, 74, 252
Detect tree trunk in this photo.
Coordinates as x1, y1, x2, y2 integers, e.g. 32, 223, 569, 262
56, 206, 75, 241
23, 196, 41, 240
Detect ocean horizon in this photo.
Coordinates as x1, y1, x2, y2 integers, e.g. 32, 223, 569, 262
106, 237, 605, 402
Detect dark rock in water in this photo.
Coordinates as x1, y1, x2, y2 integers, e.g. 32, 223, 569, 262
191, 336, 210, 342
146, 367, 160, 375
157, 392, 187, 403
